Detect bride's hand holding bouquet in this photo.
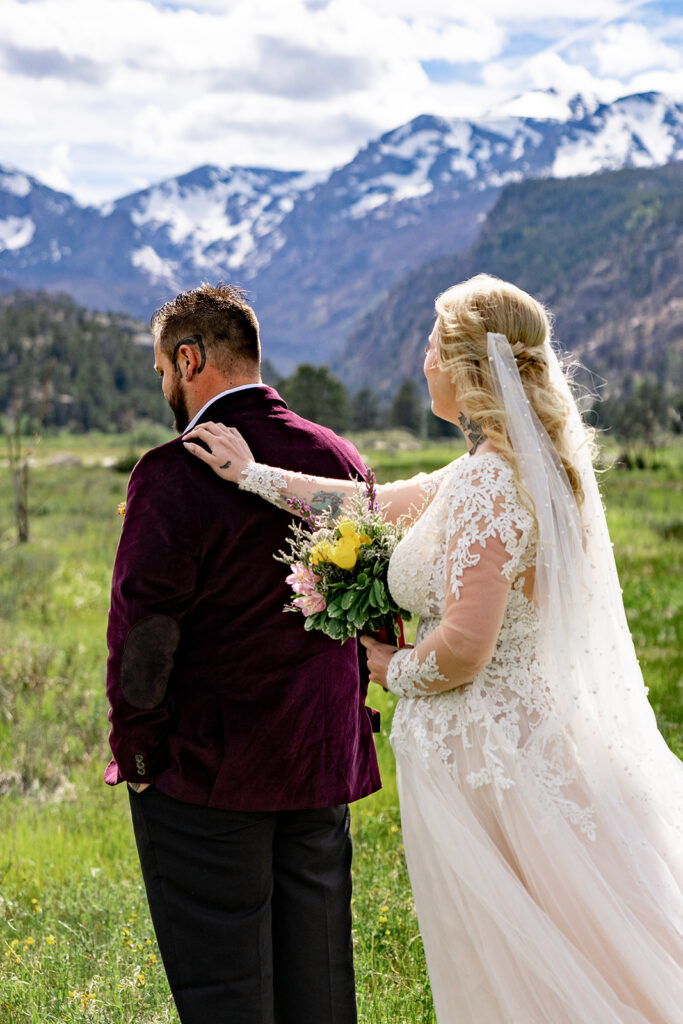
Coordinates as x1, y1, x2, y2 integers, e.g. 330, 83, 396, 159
183, 422, 410, 658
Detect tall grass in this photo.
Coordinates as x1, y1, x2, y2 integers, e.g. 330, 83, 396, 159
0, 434, 680, 1022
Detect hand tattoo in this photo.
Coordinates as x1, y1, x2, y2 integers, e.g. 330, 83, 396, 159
310, 489, 345, 516
220, 460, 232, 469
458, 413, 485, 455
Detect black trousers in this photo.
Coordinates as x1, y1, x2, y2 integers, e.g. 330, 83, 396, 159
129, 787, 357, 1024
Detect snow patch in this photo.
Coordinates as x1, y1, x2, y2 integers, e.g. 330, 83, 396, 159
289, 169, 328, 192
449, 151, 477, 179
126, 169, 319, 271
443, 121, 475, 153
614, 95, 679, 164
487, 90, 600, 122
485, 169, 525, 188
384, 128, 443, 161
0, 216, 35, 251
492, 91, 574, 121
376, 172, 433, 203
130, 246, 180, 286
0, 171, 31, 198
348, 191, 390, 218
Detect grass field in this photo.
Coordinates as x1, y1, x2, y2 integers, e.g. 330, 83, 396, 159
0, 432, 681, 1022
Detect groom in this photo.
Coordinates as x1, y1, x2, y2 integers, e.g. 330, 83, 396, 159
105, 283, 381, 1024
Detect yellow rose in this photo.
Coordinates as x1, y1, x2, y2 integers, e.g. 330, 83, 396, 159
328, 536, 360, 569
337, 520, 371, 549
310, 522, 371, 569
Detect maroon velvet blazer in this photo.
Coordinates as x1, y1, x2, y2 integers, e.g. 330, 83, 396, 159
105, 386, 381, 810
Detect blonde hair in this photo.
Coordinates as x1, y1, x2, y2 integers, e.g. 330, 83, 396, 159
434, 274, 590, 510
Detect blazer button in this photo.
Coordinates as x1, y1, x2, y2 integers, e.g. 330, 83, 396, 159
135, 753, 146, 776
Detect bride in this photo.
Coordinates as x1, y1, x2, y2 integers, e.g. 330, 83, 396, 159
183, 274, 683, 1022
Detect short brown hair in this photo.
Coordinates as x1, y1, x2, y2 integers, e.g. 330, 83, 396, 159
151, 282, 260, 375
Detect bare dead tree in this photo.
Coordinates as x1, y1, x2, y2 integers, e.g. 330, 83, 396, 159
5, 387, 48, 544
6, 398, 31, 543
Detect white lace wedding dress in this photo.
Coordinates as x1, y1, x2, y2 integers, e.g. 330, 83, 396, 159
384, 451, 683, 1023
238, 449, 683, 1023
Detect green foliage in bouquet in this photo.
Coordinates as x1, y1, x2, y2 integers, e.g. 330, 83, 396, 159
279, 471, 412, 643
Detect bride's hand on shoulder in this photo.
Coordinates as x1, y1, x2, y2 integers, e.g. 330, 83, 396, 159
182, 422, 254, 483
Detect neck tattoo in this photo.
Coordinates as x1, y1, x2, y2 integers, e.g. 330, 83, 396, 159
458, 413, 485, 455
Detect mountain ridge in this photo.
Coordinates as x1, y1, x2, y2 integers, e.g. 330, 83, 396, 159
1, 90, 682, 368
337, 161, 683, 398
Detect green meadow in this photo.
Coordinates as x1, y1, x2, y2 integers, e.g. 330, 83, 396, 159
0, 434, 681, 1023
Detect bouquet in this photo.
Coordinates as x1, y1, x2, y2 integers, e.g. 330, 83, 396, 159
279, 470, 411, 644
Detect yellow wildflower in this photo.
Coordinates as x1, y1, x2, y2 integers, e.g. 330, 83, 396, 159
136, 971, 146, 988
310, 540, 333, 566
45, 935, 56, 946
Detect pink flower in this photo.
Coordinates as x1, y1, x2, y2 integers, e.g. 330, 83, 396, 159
293, 592, 327, 616
286, 563, 321, 596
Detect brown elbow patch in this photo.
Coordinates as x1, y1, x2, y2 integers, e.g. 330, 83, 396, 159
121, 615, 181, 709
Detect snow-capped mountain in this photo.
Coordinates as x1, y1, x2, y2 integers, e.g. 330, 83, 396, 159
110, 164, 324, 290
0, 166, 93, 279
280, 90, 682, 231
1, 90, 681, 365
245, 91, 683, 364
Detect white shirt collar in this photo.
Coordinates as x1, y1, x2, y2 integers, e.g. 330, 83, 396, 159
182, 384, 267, 435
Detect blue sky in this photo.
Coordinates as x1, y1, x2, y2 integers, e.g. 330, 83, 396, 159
2, 0, 681, 203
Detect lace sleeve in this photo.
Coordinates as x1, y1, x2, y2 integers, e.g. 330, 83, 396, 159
238, 461, 452, 524
374, 462, 453, 522
386, 457, 533, 698
238, 462, 358, 517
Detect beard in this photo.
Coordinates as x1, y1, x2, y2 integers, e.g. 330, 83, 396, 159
168, 371, 190, 433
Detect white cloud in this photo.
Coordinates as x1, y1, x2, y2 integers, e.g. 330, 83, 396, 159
42, 142, 72, 193
152, 0, 630, 18
482, 50, 623, 100
593, 22, 680, 77
350, 0, 631, 19
623, 67, 683, 98
0, 0, 679, 203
